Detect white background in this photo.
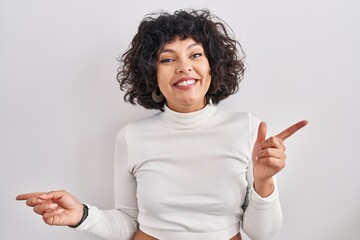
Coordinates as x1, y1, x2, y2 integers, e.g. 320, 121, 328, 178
1, 0, 359, 239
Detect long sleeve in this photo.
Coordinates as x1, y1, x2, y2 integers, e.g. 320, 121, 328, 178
75, 126, 139, 239
241, 115, 283, 239
242, 187, 282, 240
75, 206, 138, 240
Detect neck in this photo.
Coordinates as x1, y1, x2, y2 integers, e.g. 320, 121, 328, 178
166, 99, 207, 113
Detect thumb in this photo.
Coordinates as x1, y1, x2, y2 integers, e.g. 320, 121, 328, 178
39, 190, 65, 200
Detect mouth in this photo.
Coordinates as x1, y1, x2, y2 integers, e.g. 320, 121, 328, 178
174, 78, 198, 87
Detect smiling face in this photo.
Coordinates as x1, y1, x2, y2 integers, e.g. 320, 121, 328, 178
156, 37, 212, 113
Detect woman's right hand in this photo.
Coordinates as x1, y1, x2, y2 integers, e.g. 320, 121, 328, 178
16, 190, 84, 226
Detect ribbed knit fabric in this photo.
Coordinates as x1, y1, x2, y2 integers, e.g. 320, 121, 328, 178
76, 104, 282, 240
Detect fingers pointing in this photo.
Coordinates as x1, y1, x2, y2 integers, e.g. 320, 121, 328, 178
16, 190, 67, 201
16, 192, 46, 201
275, 120, 308, 141
254, 120, 308, 151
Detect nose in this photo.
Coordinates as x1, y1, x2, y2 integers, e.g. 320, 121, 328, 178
176, 59, 193, 73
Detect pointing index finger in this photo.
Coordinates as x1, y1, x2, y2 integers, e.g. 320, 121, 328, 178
16, 192, 47, 201
275, 120, 309, 141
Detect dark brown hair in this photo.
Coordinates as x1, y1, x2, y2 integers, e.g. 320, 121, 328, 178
117, 9, 245, 111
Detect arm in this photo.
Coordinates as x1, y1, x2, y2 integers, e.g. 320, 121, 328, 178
75, 126, 139, 239
241, 117, 308, 239
242, 166, 282, 240
75, 206, 137, 240
16, 126, 139, 240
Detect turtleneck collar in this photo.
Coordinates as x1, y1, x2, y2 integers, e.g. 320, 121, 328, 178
159, 103, 218, 129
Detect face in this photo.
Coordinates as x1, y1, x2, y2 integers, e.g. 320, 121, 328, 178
156, 37, 211, 113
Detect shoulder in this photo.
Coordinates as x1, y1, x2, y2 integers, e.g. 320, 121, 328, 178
116, 112, 162, 140
215, 108, 261, 127
214, 109, 261, 143
129, 112, 161, 127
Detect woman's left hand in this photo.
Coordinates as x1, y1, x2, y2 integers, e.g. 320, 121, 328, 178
252, 120, 308, 197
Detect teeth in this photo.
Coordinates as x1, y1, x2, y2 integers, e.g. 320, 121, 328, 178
176, 79, 196, 87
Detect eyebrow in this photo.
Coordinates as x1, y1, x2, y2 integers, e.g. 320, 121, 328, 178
159, 43, 202, 54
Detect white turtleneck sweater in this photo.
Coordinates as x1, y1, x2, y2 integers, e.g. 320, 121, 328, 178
76, 104, 282, 240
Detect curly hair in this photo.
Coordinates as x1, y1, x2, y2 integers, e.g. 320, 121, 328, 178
117, 9, 246, 111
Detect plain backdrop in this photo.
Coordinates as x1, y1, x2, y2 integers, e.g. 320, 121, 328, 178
1, 0, 359, 239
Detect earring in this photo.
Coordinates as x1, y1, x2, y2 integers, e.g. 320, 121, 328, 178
152, 87, 164, 103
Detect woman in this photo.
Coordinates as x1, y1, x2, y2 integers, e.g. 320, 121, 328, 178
16, 9, 307, 240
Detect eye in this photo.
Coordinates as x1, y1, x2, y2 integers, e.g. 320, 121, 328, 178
159, 58, 175, 63
191, 52, 203, 59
